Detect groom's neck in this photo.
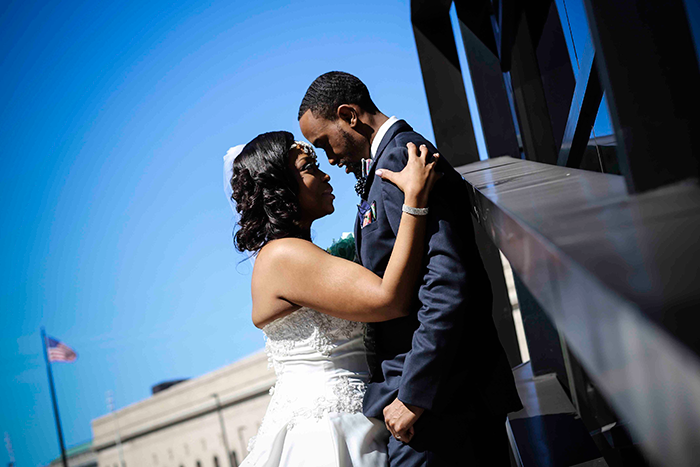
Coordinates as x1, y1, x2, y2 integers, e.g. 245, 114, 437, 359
366, 112, 389, 145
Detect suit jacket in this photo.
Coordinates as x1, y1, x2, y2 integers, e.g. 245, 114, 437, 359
356, 120, 522, 420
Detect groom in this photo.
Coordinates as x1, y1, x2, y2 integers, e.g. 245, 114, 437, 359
299, 72, 522, 465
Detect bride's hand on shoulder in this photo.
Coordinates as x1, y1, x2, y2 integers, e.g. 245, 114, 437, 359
375, 142, 442, 208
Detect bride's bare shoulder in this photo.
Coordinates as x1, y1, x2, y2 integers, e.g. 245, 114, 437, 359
255, 237, 323, 269
251, 238, 322, 328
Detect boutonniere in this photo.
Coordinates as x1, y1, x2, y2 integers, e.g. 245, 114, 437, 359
353, 158, 373, 197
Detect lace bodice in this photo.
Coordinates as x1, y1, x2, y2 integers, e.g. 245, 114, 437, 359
263, 307, 366, 367
248, 308, 371, 452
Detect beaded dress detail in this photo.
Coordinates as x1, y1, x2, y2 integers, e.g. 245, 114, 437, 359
241, 307, 388, 467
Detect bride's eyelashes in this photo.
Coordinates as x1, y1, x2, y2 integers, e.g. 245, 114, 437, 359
302, 161, 320, 172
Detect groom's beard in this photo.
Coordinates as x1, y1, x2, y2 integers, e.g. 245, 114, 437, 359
340, 129, 364, 180
344, 160, 362, 180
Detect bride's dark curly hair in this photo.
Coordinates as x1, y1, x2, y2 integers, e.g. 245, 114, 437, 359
230, 131, 309, 253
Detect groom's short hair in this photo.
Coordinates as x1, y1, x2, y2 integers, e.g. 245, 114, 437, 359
298, 71, 379, 121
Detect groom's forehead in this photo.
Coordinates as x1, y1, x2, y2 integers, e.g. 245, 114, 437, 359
300, 111, 333, 143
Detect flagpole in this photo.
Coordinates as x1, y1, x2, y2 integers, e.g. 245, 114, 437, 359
212, 393, 234, 467
41, 327, 68, 467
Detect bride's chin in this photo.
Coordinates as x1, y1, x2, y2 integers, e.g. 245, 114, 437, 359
312, 208, 334, 223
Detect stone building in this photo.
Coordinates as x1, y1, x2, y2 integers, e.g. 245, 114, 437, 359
46, 441, 98, 467
92, 350, 274, 467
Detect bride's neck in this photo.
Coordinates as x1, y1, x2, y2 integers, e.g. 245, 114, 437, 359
297, 224, 312, 240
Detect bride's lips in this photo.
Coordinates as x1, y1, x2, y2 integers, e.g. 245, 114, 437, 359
322, 187, 335, 199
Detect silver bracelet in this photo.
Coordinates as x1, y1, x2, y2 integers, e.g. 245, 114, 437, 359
402, 204, 429, 216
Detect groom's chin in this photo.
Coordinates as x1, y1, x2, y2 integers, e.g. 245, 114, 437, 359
341, 161, 362, 178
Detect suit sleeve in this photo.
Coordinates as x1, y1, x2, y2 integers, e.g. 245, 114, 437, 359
377, 145, 470, 413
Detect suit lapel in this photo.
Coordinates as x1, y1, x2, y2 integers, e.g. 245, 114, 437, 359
361, 120, 413, 199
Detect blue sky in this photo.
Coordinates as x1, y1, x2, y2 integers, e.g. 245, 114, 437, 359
0, 1, 616, 465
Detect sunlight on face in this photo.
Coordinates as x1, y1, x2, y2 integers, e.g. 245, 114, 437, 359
288, 142, 335, 227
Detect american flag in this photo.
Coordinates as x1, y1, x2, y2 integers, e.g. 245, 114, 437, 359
47, 336, 77, 363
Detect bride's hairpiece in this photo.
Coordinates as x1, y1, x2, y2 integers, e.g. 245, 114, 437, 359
289, 141, 316, 158
288, 140, 365, 198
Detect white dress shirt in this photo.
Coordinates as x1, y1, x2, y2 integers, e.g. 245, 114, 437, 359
370, 116, 399, 160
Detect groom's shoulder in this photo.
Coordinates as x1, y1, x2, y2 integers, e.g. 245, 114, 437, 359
391, 128, 460, 176
378, 129, 434, 170
391, 128, 432, 149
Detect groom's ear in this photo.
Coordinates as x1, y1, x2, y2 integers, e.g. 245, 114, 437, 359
337, 104, 358, 127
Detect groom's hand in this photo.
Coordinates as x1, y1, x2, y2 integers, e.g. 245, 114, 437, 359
384, 397, 424, 443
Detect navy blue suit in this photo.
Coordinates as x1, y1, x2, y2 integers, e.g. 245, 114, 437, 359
356, 121, 522, 465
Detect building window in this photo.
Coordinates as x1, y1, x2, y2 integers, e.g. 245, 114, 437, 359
184, 443, 190, 456
201, 438, 207, 450
152, 453, 159, 465
237, 427, 247, 457
231, 451, 239, 467
196, 461, 202, 467
168, 448, 174, 460
213, 455, 220, 467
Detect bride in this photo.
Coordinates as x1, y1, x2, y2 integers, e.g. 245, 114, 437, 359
226, 130, 440, 466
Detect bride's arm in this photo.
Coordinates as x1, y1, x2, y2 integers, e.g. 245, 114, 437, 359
253, 143, 439, 326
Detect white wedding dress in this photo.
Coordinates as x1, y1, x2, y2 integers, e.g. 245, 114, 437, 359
241, 307, 389, 467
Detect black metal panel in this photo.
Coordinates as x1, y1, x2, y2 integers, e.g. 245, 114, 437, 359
532, 1, 576, 153
491, 0, 524, 72
557, 51, 603, 168
583, 0, 700, 193
458, 156, 700, 467
453, 0, 498, 57
508, 12, 558, 164
411, 0, 480, 166
455, 7, 520, 159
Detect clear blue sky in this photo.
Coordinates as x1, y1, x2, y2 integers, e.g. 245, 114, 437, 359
0, 1, 613, 465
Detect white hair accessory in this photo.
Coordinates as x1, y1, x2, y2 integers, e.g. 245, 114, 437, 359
223, 143, 256, 267
289, 140, 316, 157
